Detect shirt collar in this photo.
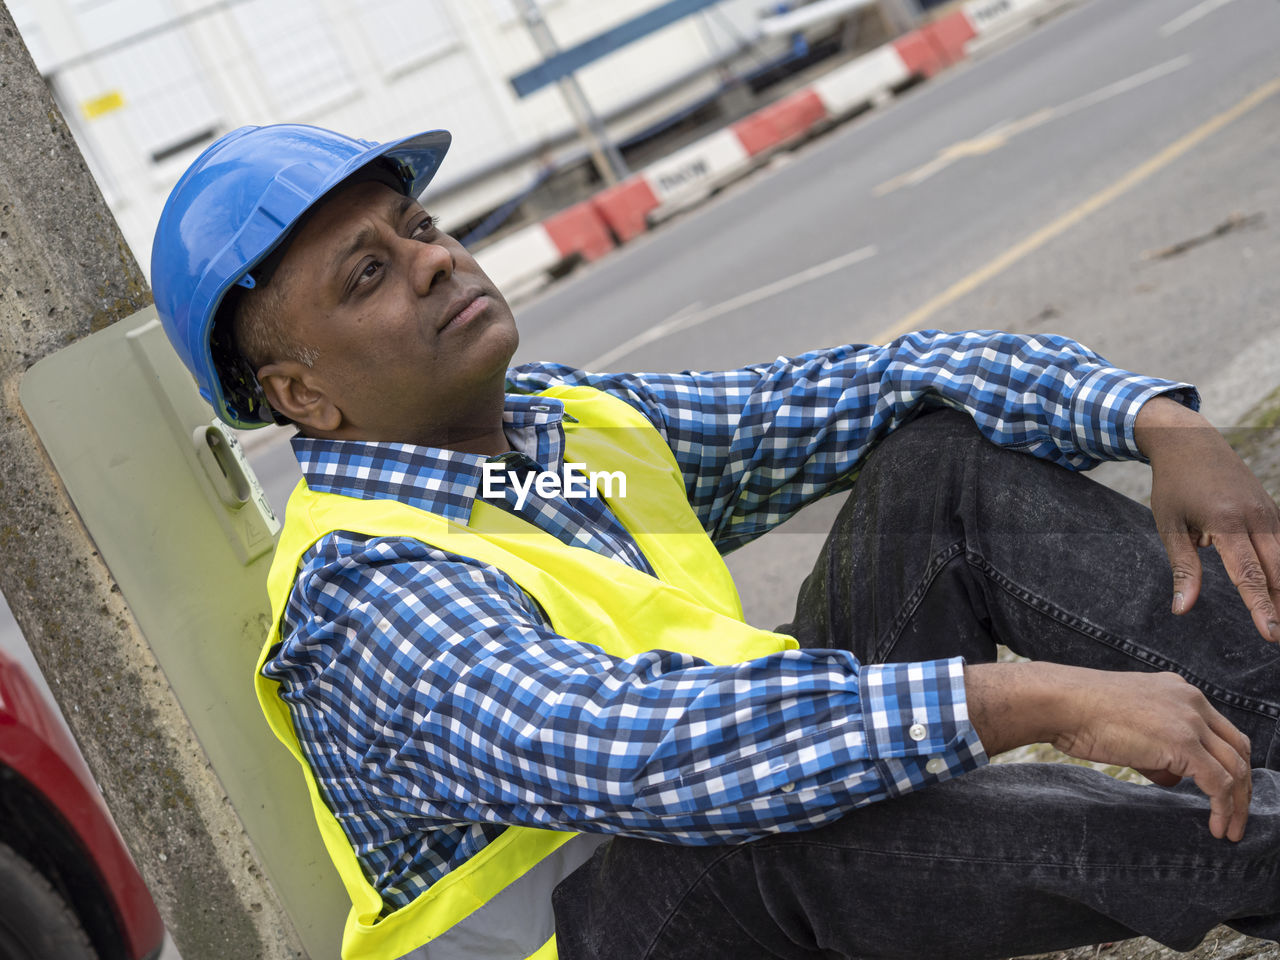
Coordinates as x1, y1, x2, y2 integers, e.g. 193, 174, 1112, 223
292, 394, 567, 524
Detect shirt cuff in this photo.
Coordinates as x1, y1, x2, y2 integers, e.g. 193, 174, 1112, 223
859, 658, 972, 757
859, 658, 986, 798
1070, 368, 1200, 462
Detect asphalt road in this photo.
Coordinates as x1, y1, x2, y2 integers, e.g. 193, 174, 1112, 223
517, 0, 1280, 383
508, 0, 1280, 627
4, 0, 1279, 663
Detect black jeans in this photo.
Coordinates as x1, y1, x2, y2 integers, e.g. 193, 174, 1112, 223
552, 409, 1280, 959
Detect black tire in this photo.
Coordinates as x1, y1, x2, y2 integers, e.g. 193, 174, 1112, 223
0, 842, 97, 960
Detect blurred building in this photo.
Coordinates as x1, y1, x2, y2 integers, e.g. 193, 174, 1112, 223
9, 0, 862, 270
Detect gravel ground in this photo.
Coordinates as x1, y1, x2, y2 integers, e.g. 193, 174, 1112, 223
1005, 389, 1280, 960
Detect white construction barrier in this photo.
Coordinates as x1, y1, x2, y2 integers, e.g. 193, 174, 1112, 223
812, 44, 913, 115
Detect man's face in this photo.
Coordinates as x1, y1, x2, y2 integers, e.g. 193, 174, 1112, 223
263, 177, 519, 447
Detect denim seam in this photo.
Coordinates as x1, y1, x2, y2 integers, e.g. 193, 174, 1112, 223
752, 838, 1280, 876
876, 540, 968, 664
641, 846, 744, 960
969, 551, 1280, 722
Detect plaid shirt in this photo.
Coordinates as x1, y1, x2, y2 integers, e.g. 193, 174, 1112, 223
264, 329, 1194, 911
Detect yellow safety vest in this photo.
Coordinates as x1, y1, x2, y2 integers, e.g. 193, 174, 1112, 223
257, 385, 798, 959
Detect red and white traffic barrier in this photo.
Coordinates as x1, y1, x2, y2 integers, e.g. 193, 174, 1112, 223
890, 8, 977, 77
592, 86, 833, 239
592, 11, 988, 236
731, 88, 829, 156
812, 43, 912, 115
588, 127, 754, 241
475, 199, 614, 293
963, 0, 1053, 35
646, 128, 750, 202
591, 178, 660, 244
479, 0, 1058, 294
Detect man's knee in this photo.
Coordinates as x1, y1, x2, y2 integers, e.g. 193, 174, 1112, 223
871, 406, 983, 458
851, 406, 986, 501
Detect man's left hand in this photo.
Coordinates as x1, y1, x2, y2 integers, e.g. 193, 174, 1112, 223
1137, 396, 1280, 644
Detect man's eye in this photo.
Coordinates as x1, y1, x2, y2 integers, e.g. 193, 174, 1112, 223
356, 259, 382, 285
412, 215, 439, 239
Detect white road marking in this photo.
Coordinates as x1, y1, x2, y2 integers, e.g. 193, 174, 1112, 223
1052, 55, 1192, 119
1160, 0, 1241, 37
874, 56, 1193, 196
586, 245, 878, 370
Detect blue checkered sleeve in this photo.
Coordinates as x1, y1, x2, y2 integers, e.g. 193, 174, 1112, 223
266, 536, 983, 856
509, 329, 1197, 551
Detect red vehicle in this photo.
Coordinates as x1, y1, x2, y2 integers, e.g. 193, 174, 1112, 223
0, 647, 165, 960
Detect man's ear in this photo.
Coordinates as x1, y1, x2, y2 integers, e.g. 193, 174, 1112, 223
257, 361, 342, 433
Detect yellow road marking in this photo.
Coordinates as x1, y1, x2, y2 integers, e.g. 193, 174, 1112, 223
875, 58, 1190, 197
874, 109, 1054, 196
874, 74, 1280, 343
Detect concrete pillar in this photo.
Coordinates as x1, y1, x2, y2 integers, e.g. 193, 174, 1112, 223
0, 5, 306, 957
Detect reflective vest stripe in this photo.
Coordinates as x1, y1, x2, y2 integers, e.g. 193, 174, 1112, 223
394, 835, 608, 960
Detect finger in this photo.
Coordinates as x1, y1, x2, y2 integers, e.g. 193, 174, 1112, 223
1203, 706, 1252, 769
1159, 526, 1202, 615
1213, 532, 1280, 643
1185, 744, 1237, 840
1237, 772, 1254, 842
1254, 528, 1280, 624
1200, 731, 1252, 842
1202, 707, 1253, 840
1191, 697, 1252, 841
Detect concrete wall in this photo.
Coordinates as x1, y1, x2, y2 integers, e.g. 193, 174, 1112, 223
0, 5, 306, 953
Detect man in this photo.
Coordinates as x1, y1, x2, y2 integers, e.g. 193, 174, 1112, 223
154, 124, 1280, 960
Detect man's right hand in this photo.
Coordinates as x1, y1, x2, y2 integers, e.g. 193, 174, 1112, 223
964, 662, 1253, 842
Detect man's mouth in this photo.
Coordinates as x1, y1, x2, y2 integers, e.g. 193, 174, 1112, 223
441, 293, 489, 332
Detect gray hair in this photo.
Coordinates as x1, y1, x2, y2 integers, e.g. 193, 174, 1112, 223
230, 268, 319, 371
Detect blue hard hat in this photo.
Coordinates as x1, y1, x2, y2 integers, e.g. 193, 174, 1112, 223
151, 123, 451, 428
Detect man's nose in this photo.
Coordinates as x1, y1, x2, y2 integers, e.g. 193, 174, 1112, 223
407, 234, 453, 294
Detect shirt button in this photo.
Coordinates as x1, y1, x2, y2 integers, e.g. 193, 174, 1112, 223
908, 723, 928, 742
925, 758, 946, 775
780, 782, 795, 793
